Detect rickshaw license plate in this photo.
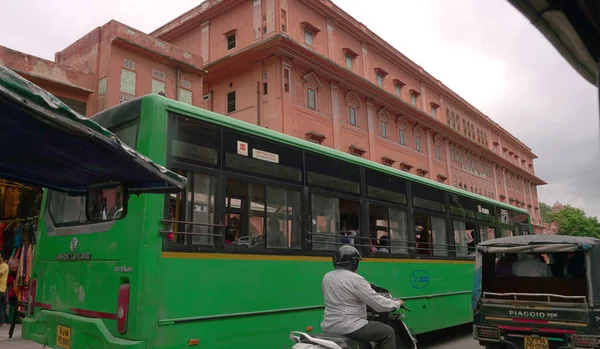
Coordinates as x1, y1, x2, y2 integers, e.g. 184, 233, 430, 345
524, 336, 549, 349
56, 325, 71, 349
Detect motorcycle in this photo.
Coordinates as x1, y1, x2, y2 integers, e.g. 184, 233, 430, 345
289, 284, 418, 349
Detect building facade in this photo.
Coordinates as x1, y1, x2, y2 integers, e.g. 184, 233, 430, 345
0, 0, 546, 233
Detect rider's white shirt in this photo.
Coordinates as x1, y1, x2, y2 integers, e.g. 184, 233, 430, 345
321, 268, 401, 335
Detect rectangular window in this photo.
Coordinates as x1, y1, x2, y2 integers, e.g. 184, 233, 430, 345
366, 169, 407, 205
395, 84, 401, 97
414, 213, 448, 257
345, 54, 353, 69
307, 88, 316, 110
227, 91, 236, 113
349, 107, 357, 126
306, 152, 361, 194
168, 114, 220, 168
283, 68, 290, 93
398, 128, 405, 145
435, 145, 441, 160
380, 120, 388, 139
227, 34, 236, 50
263, 82, 268, 95
411, 94, 417, 106
431, 106, 437, 117
178, 89, 192, 105
281, 9, 287, 32
164, 170, 217, 248
310, 194, 360, 251
453, 221, 477, 257
415, 136, 421, 152
223, 129, 303, 183
369, 204, 409, 255
376, 73, 384, 86
151, 79, 166, 95
304, 30, 313, 46
412, 183, 446, 213
222, 180, 301, 250
120, 69, 136, 95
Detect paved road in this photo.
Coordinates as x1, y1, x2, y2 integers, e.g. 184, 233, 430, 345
3, 323, 483, 348
418, 323, 483, 349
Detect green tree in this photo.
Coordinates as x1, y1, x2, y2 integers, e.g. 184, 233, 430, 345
539, 202, 553, 223
551, 205, 600, 238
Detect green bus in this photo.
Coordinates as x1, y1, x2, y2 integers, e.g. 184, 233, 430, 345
22, 95, 531, 349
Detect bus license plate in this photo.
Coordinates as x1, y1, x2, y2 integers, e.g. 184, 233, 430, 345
56, 325, 71, 349
524, 336, 548, 349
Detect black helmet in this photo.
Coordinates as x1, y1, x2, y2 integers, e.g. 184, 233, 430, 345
333, 245, 363, 272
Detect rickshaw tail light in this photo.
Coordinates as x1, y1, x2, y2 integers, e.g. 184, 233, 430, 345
572, 335, 600, 348
476, 326, 500, 340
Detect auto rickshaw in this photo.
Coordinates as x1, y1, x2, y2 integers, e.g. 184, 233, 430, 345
472, 235, 600, 349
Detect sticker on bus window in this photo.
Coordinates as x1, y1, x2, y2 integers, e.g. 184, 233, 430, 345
252, 148, 279, 163
237, 141, 248, 156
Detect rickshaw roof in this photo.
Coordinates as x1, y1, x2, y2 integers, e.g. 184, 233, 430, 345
477, 234, 600, 254
0, 66, 186, 194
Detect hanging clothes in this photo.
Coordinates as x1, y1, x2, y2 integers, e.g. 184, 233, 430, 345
0, 222, 5, 251
25, 244, 33, 285
13, 221, 23, 249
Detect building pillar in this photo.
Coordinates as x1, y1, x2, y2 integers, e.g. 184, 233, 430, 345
200, 21, 210, 64
492, 164, 499, 200
366, 98, 376, 160
326, 18, 334, 59
502, 168, 509, 202
425, 129, 434, 180
281, 59, 293, 135
444, 138, 453, 185
330, 82, 341, 150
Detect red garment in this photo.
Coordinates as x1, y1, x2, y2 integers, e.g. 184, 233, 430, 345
7, 273, 15, 297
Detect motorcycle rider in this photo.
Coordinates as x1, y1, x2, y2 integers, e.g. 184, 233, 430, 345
321, 245, 404, 349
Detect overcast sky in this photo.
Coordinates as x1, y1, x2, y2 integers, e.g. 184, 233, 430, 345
2, 0, 599, 217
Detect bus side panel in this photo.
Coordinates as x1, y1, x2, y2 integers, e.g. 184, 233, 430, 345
25, 194, 146, 345
154, 255, 474, 348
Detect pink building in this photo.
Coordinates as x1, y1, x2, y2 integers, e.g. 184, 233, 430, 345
0, 0, 546, 233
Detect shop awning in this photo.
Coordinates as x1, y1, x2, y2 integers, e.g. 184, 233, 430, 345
0, 66, 187, 194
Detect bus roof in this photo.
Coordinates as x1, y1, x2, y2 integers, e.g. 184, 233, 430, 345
0, 66, 187, 193
158, 95, 529, 216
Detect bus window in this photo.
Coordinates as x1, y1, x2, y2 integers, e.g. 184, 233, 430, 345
305, 153, 361, 194
223, 129, 302, 183
225, 179, 301, 249
166, 171, 217, 247
365, 169, 407, 205
310, 194, 360, 251
414, 213, 447, 257
225, 180, 265, 248
47, 191, 87, 226
168, 114, 220, 168
501, 229, 514, 238
369, 204, 409, 255
453, 221, 476, 258
479, 226, 496, 242
265, 186, 301, 249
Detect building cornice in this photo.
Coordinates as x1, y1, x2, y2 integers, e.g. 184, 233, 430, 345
201, 34, 545, 185
303, 0, 536, 158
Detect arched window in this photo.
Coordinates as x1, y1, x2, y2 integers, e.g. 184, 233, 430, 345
456, 115, 461, 132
